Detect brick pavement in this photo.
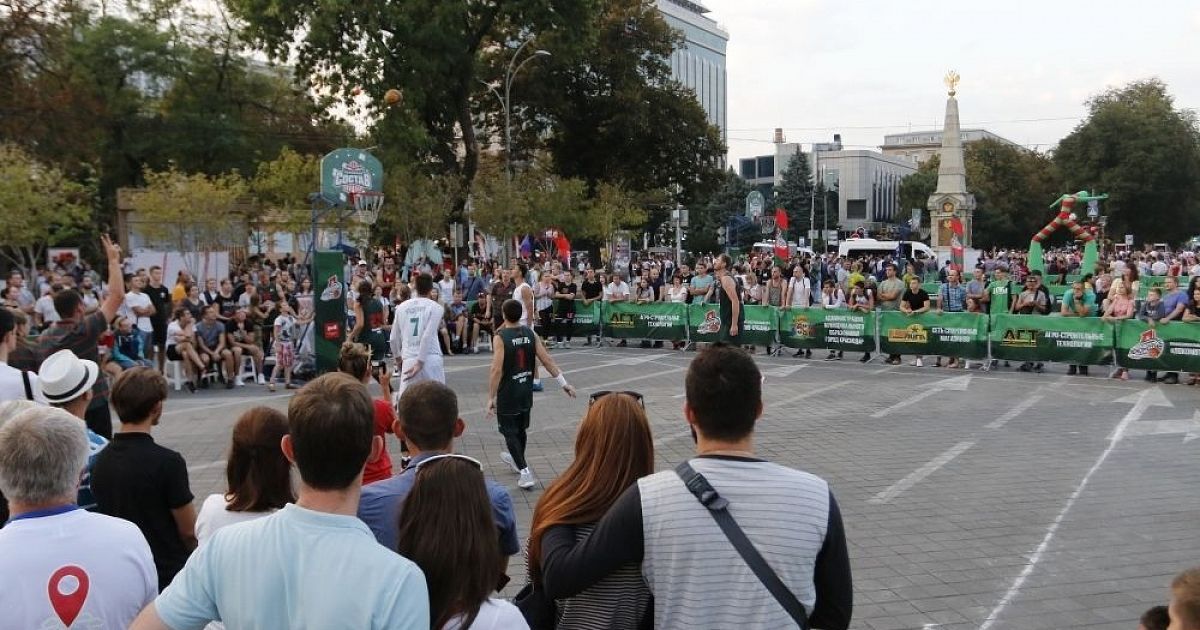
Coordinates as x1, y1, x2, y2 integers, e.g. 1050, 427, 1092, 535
152, 347, 1200, 630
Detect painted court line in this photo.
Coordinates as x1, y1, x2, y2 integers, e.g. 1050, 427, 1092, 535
868, 441, 975, 504
870, 388, 940, 419
187, 459, 227, 474
986, 394, 1045, 430
978, 388, 1153, 630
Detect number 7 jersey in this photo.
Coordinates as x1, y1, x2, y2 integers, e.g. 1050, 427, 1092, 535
389, 296, 445, 361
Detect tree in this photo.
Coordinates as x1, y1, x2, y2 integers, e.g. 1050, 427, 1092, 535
1054, 79, 1200, 245
898, 155, 939, 229
470, 163, 589, 239
375, 166, 460, 245
966, 140, 1062, 249
0, 143, 92, 277
687, 170, 751, 255
774, 149, 814, 234
133, 165, 249, 274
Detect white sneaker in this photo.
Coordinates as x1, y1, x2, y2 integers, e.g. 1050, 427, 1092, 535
518, 468, 537, 489
236, 377, 246, 387
499, 452, 521, 474
256, 374, 266, 385
911, 358, 924, 367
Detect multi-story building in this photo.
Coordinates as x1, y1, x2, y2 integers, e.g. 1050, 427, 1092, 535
656, 0, 728, 141
881, 128, 1021, 164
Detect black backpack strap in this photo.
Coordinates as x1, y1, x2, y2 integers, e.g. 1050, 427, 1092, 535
674, 461, 809, 629
21, 370, 33, 401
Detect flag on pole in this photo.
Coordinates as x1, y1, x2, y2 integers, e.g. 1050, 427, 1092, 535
949, 217, 965, 272
775, 208, 789, 232
519, 235, 532, 257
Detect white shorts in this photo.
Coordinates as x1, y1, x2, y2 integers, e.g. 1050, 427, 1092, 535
395, 354, 445, 401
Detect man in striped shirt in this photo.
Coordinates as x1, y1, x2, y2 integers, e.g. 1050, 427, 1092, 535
540, 343, 852, 629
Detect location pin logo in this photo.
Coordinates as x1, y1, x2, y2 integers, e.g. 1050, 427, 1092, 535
48, 565, 89, 627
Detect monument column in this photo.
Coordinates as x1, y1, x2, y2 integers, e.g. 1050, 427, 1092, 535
928, 71, 976, 253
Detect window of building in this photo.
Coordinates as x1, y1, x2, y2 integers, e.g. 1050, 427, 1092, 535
740, 159, 757, 180
847, 199, 867, 219
757, 156, 774, 180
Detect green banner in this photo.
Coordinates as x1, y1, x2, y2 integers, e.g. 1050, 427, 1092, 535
1115, 320, 1200, 371
777, 308, 875, 352
313, 251, 347, 373
569, 300, 601, 337
989, 314, 1114, 365
689, 304, 776, 346
878, 311, 988, 359
602, 302, 687, 340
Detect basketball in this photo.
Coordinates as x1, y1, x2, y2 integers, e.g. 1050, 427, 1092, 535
384, 89, 402, 106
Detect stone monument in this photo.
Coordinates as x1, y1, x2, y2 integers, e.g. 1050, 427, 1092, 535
927, 71, 976, 251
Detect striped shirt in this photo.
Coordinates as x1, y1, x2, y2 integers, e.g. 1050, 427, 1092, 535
549, 524, 651, 630
36, 311, 111, 400
540, 455, 852, 630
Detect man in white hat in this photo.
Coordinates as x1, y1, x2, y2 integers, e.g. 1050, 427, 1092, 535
38, 349, 108, 511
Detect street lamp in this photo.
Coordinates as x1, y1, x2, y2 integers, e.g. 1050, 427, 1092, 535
479, 37, 551, 181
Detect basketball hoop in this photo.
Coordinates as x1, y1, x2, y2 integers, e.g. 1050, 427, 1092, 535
348, 191, 384, 225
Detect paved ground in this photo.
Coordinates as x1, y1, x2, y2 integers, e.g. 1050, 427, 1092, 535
154, 346, 1200, 630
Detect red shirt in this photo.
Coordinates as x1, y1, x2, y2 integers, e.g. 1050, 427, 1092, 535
363, 399, 395, 485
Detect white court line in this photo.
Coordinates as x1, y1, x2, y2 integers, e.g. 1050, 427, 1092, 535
868, 441, 975, 504
978, 388, 1153, 630
187, 459, 226, 474
459, 366, 687, 420
162, 393, 292, 417
986, 394, 1045, 430
767, 380, 859, 411
870, 388, 941, 419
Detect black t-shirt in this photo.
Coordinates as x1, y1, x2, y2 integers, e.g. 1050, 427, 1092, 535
146, 284, 172, 326
91, 433, 194, 591
214, 293, 238, 319
225, 318, 254, 344
648, 277, 665, 301
581, 279, 603, 300
902, 288, 930, 311
555, 282, 578, 316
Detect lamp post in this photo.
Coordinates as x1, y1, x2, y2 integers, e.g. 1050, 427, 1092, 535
480, 38, 551, 181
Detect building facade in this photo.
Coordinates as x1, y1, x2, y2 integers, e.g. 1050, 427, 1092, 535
656, 0, 728, 141
881, 128, 1021, 164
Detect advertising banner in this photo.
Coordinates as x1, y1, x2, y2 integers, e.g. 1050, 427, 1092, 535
878, 311, 988, 359
689, 304, 776, 346
777, 308, 874, 352
569, 300, 602, 337
602, 302, 687, 340
1115, 320, 1200, 372
989, 314, 1114, 365
313, 251, 347, 373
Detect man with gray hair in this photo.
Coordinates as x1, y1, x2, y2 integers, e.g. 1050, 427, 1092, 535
0, 406, 156, 628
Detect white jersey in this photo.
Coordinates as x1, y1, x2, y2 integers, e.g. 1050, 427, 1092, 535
390, 296, 445, 362
513, 283, 533, 327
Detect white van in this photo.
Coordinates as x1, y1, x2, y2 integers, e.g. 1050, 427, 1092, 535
837, 238, 935, 262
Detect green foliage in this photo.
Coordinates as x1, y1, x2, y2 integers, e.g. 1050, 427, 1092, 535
966, 140, 1062, 249
250, 148, 322, 234
688, 170, 751, 254
0, 144, 92, 276
470, 163, 588, 238
133, 165, 249, 272
375, 166, 461, 244
774, 149, 814, 234
898, 155, 939, 227
1054, 79, 1200, 245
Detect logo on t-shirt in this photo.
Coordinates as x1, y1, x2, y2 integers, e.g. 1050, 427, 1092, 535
47, 565, 93, 628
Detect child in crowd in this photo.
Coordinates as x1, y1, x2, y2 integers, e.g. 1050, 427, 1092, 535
269, 301, 297, 391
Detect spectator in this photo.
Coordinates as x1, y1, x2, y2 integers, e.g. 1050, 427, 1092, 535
489, 269, 515, 333
338, 341, 395, 485
38, 349, 109, 510
6, 270, 35, 317
1103, 280, 1138, 380
146, 266, 173, 371
0, 406, 157, 628
112, 315, 154, 370
1138, 605, 1169, 630
1121, 264, 1142, 297
552, 270, 577, 349
166, 307, 207, 393
821, 280, 846, 361
171, 270, 191, 304
121, 273, 157, 362
349, 280, 394, 401
605, 272, 631, 348
966, 267, 987, 314
0, 308, 47, 403
877, 264, 905, 364
579, 269, 603, 347
34, 282, 62, 330
195, 407, 293, 542
213, 279, 238, 321
359, 380, 518, 557
223, 309, 264, 387
689, 262, 714, 304
397, 456, 529, 630
460, 263, 488, 311
1136, 288, 1168, 383
38, 235, 125, 438
92, 367, 196, 591
1059, 281, 1097, 376
901, 277, 932, 367
1169, 566, 1200, 630
786, 264, 815, 358
526, 392, 654, 629
936, 269, 967, 368
539, 344, 852, 629
469, 291, 492, 354
848, 280, 875, 363
131, 373, 429, 629
195, 305, 237, 389
1157, 276, 1190, 385
1013, 270, 1052, 373
200, 278, 220, 307
181, 283, 205, 320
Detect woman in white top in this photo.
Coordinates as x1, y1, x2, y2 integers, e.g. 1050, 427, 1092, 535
438, 270, 456, 305
195, 407, 293, 543
666, 275, 688, 303
397, 455, 530, 630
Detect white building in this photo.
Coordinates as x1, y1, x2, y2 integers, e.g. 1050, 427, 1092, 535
656, 0, 729, 142
882, 128, 1021, 164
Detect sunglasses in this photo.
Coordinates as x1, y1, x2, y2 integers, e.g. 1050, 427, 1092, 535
588, 390, 645, 407
413, 453, 482, 471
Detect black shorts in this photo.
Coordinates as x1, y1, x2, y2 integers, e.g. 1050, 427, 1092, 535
166, 346, 183, 362
497, 410, 531, 436
151, 320, 168, 346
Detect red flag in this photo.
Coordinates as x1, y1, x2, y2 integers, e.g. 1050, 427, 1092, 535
949, 217, 965, 272
774, 232, 789, 261
775, 208, 789, 232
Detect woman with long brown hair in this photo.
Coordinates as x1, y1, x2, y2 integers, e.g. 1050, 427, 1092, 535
525, 392, 654, 629
195, 407, 294, 542
397, 455, 527, 630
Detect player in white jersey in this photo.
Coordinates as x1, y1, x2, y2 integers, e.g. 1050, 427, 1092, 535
510, 261, 543, 391
389, 273, 446, 399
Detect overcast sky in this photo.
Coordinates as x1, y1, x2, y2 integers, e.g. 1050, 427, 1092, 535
702, 0, 1200, 164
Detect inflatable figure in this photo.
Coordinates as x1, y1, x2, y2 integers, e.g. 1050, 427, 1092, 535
1028, 190, 1108, 275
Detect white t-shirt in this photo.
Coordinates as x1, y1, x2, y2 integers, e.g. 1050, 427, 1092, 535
195, 494, 277, 545
0, 360, 48, 404
1152, 260, 1168, 276
443, 598, 529, 630
154, 504, 429, 630
390, 296, 446, 361
789, 277, 812, 307
437, 278, 455, 304
166, 321, 183, 350
35, 294, 60, 325
122, 291, 154, 332
0, 508, 157, 630
605, 281, 630, 301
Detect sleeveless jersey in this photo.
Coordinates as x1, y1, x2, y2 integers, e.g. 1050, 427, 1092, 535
718, 274, 744, 335
496, 326, 536, 415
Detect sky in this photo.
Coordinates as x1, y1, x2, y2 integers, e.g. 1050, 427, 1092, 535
701, 0, 1200, 164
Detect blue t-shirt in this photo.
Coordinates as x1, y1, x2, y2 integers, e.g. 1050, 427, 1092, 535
358, 452, 519, 555
1163, 289, 1191, 318
155, 504, 428, 630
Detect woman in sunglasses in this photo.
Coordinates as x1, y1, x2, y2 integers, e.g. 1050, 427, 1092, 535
525, 392, 654, 629
397, 455, 528, 630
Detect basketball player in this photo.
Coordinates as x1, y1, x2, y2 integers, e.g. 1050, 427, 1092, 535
389, 273, 446, 401
510, 261, 543, 391
487, 299, 575, 489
